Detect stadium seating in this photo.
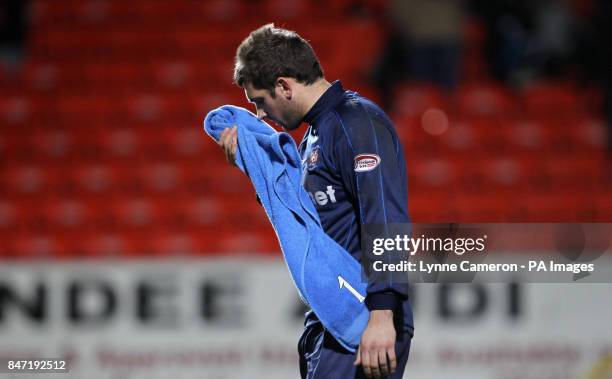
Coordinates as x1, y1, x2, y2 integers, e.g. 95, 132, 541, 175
0, 0, 610, 259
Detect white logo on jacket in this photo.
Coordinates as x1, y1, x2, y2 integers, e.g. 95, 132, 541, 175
354, 154, 381, 172
308, 185, 337, 206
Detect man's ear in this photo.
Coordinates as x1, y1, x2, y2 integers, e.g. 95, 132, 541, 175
275, 77, 293, 100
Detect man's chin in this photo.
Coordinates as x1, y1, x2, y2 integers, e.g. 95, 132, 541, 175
266, 117, 300, 131
281, 122, 302, 131
267, 118, 285, 129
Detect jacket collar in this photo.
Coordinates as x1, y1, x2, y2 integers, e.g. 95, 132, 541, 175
302, 80, 345, 125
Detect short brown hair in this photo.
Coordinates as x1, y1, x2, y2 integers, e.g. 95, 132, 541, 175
233, 24, 324, 93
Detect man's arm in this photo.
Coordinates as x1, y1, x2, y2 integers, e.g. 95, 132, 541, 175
333, 108, 410, 378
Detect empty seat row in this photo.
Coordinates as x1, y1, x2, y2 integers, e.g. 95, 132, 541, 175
2, 151, 608, 196
31, 0, 367, 29
0, 162, 253, 198
392, 82, 600, 119
0, 195, 268, 231
0, 229, 281, 258
1, 123, 605, 168
409, 191, 611, 222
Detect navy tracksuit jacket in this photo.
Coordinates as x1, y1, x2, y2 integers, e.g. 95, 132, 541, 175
297, 80, 413, 378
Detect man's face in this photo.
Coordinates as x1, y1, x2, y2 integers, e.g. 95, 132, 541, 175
244, 82, 303, 131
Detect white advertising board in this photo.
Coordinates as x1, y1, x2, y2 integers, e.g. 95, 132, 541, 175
0, 257, 610, 379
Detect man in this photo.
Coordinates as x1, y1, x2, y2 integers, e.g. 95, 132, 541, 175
217, 24, 413, 379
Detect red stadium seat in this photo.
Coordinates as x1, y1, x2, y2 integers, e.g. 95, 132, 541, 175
169, 127, 212, 158
0, 131, 5, 160
1, 199, 45, 233
168, 196, 223, 228
409, 193, 457, 222
55, 95, 114, 126
42, 200, 91, 230
30, 129, 74, 159
216, 229, 279, 255
507, 118, 606, 157
222, 199, 270, 230
153, 61, 193, 90
3, 1, 611, 259
264, 0, 312, 20
455, 193, 515, 222
98, 128, 141, 159
24, 62, 60, 91
523, 82, 586, 119
594, 191, 612, 222
506, 121, 548, 151
523, 193, 593, 222
126, 94, 166, 124
322, 21, 384, 76
456, 82, 517, 118
479, 157, 526, 191
543, 156, 604, 191
458, 118, 509, 154
0, 128, 31, 163
71, 164, 117, 194
140, 162, 183, 193
0, 95, 31, 125
0, 200, 19, 231
154, 229, 237, 256
110, 197, 162, 229
182, 162, 252, 197
569, 118, 608, 151
110, 166, 144, 196
79, 232, 140, 258
438, 121, 478, 151
409, 158, 457, 192
392, 83, 447, 118
10, 230, 91, 259
197, 0, 245, 22
3, 165, 58, 196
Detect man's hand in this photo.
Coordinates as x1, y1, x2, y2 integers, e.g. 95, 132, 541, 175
217, 126, 238, 166
354, 310, 396, 378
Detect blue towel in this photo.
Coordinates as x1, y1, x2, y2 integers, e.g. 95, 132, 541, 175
204, 105, 369, 351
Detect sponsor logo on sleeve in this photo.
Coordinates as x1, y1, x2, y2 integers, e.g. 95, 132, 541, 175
354, 154, 381, 172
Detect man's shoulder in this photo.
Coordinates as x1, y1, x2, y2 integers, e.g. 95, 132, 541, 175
336, 92, 392, 126
314, 90, 396, 147
332, 92, 397, 142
